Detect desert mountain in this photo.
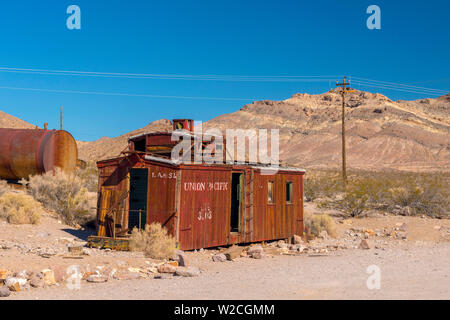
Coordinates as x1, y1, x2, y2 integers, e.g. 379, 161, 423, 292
0, 110, 35, 129
2, 90, 448, 171
204, 90, 449, 171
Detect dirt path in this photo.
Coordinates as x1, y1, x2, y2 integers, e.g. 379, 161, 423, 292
7, 243, 450, 300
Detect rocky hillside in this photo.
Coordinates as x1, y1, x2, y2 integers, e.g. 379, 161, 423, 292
77, 119, 172, 162
0, 110, 35, 129
2, 90, 448, 171
204, 90, 449, 171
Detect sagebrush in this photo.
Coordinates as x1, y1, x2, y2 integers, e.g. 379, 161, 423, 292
304, 211, 337, 239
129, 223, 176, 260
0, 192, 41, 224
26, 168, 96, 226
75, 162, 98, 192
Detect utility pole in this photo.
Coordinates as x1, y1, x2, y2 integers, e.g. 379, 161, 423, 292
60, 106, 63, 131
335, 77, 355, 189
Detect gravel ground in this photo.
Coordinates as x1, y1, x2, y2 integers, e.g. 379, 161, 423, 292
7, 242, 450, 300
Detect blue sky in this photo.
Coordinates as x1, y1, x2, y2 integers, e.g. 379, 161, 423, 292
0, 0, 448, 141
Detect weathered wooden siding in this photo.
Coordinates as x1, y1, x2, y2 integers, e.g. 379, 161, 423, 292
146, 162, 178, 236
96, 155, 304, 250
250, 170, 303, 242
178, 165, 232, 250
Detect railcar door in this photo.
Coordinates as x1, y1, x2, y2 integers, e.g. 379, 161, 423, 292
128, 168, 148, 231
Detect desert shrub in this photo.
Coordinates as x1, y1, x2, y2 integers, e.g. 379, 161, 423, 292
386, 174, 448, 217
27, 168, 95, 226
336, 188, 369, 217
0, 192, 41, 224
311, 169, 449, 218
304, 211, 337, 238
0, 180, 11, 197
75, 162, 98, 192
129, 223, 176, 260
304, 170, 342, 201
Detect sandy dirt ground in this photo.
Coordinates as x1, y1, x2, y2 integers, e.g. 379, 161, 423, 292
5, 243, 450, 300
1, 209, 449, 300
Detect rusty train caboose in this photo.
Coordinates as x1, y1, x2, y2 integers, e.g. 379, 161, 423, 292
92, 119, 305, 251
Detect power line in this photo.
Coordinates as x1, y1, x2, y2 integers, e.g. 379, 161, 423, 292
0, 67, 341, 82
352, 77, 448, 94
0, 86, 256, 101
352, 81, 445, 96
0, 66, 448, 96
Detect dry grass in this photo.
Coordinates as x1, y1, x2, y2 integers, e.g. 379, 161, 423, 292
129, 223, 176, 260
0, 192, 41, 224
304, 211, 337, 239
0, 180, 11, 197
75, 162, 98, 192
26, 168, 96, 227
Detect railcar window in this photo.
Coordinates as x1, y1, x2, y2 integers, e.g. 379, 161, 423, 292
286, 181, 293, 203
268, 181, 274, 204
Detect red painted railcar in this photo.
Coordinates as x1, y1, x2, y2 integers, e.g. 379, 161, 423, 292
94, 120, 305, 250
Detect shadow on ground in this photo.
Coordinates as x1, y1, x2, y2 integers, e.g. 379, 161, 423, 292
62, 228, 96, 241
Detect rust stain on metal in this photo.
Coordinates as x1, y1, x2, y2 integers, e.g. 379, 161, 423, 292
0, 128, 78, 180
94, 119, 305, 251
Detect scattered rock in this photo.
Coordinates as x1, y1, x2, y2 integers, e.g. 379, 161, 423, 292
29, 276, 45, 288
167, 261, 179, 268
0, 287, 11, 297
248, 245, 264, 256
263, 247, 281, 256
68, 245, 84, 256
41, 269, 56, 286
173, 250, 189, 267
222, 245, 243, 261
86, 275, 108, 283
212, 253, 227, 262
359, 239, 371, 250
292, 244, 306, 253
157, 264, 177, 274
5, 277, 27, 292
251, 251, 265, 259
14, 270, 33, 280
146, 267, 158, 274
51, 265, 68, 283
175, 266, 200, 277
277, 240, 288, 249
82, 272, 96, 280
293, 234, 304, 244
0, 269, 11, 281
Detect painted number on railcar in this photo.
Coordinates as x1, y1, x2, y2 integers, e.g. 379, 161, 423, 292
151, 171, 177, 179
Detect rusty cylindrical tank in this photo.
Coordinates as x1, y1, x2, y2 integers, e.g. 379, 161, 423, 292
0, 128, 78, 180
